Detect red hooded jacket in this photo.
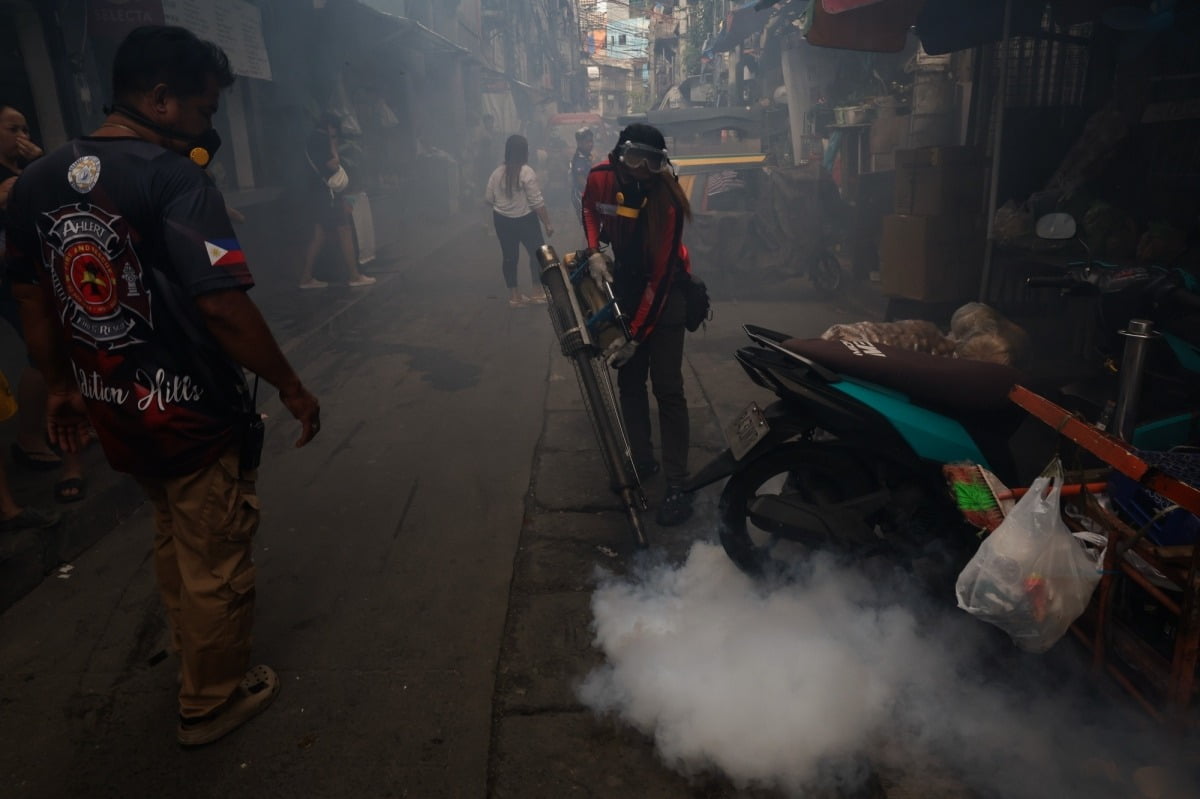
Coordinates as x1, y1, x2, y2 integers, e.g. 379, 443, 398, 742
581, 161, 690, 341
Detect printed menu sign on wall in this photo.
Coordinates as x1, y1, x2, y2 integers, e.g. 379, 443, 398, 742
161, 0, 273, 81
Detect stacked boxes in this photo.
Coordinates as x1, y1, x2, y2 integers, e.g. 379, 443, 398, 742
880, 146, 989, 302
868, 114, 909, 172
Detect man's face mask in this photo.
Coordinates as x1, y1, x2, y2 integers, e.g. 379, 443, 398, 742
618, 141, 671, 174
184, 127, 222, 168
109, 104, 222, 168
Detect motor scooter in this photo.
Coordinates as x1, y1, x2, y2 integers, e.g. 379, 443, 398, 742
685, 221, 1200, 578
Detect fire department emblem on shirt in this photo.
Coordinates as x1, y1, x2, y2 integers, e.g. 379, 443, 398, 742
67, 156, 101, 194
64, 241, 119, 316
41, 203, 153, 349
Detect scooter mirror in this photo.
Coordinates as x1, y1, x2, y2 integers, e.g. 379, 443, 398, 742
1035, 212, 1077, 240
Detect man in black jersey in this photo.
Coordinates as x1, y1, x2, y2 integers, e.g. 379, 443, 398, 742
5, 25, 320, 747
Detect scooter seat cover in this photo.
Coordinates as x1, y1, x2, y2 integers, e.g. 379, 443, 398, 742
781, 338, 1022, 412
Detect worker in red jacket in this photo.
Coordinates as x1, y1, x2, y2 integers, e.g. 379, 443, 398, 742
581, 123, 694, 526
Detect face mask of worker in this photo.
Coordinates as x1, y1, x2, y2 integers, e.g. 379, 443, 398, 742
107, 105, 223, 168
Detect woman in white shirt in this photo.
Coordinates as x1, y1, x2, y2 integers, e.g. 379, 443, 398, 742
485, 134, 554, 307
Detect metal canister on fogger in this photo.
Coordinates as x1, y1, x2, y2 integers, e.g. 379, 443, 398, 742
538, 245, 630, 359
564, 250, 629, 358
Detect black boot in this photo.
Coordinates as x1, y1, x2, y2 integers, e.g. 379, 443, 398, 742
655, 486, 693, 526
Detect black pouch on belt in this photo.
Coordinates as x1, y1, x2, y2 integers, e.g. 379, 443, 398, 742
239, 411, 265, 474
238, 375, 264, 474
682, 272, 711, 332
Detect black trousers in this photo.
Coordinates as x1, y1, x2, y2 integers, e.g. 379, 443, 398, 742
616, 285, 689, 487
492, 211, 544, 290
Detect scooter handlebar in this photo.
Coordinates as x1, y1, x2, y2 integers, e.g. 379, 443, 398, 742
1025, 276, 1078, 290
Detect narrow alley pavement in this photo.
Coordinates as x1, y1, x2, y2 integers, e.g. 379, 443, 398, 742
0, 209, 921, 799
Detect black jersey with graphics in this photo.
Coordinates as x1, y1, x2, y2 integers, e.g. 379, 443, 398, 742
4, 136, 255, 477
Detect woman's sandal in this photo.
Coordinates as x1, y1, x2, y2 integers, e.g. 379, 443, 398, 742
10, 443, 62, 472
55, 477, 87, 504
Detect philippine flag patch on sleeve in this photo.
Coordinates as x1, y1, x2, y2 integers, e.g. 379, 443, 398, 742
205, 239, 247, 268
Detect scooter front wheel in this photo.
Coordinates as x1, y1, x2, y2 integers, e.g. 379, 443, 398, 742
718, 441, 880, 577
811, 251, 843, 295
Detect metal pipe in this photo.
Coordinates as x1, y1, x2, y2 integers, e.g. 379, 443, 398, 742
1113, 319, 1159, 442
979, 0, 1015, 301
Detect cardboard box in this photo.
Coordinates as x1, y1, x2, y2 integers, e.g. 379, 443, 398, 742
894, 145, 983, 168
879, 214, 985, 302
894, 163, 988, 215
869, 115, 910, 155
871, 152, 895, 171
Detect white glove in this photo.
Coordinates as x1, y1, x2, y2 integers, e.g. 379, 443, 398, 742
607, 339, 638, 369
587, 251, 614, 287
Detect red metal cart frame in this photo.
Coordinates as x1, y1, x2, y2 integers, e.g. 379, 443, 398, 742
1009, 385, 1199, 728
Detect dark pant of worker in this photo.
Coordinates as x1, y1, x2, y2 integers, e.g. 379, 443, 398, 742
617, 285, 689, 488
492, 211, 544, 289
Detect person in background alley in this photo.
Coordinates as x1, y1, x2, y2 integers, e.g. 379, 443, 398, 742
333, 118, 377, 269
474, 113, 499, 200
5, 25, 321, 746
570, 127, 594, 228
298, 112, 375, 289
485, 134, 553, 308
0, 101, 88, 505
581, 124, 694, 526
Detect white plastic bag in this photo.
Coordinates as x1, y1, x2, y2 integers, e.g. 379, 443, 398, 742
955, 470, 1103, 652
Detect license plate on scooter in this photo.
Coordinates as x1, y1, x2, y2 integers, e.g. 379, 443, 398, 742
726, 402, 768, 461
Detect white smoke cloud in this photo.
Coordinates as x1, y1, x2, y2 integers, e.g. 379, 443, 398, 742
579, 542, 1193, 798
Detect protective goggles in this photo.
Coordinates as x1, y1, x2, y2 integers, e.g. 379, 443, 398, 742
618, 142, 671, 173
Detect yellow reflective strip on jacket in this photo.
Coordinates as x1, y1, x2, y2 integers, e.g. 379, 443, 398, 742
616, 205, 641, 218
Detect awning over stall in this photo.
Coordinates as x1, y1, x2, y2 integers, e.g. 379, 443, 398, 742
914, 0, 1047, 55
351, 0, 471, 55
802, 0, 1154, 55
822, 0, 892, 11
710, 0, 775, 53
806, 0, 926, 52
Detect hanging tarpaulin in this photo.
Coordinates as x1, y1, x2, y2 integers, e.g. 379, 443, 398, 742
806, 0, 926, 52
1058, 0, 1150, 26
822, 0, 891, 12
914, 0, 1046, 55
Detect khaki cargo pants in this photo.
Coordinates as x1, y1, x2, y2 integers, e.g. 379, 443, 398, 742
137, 445, 260, 720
